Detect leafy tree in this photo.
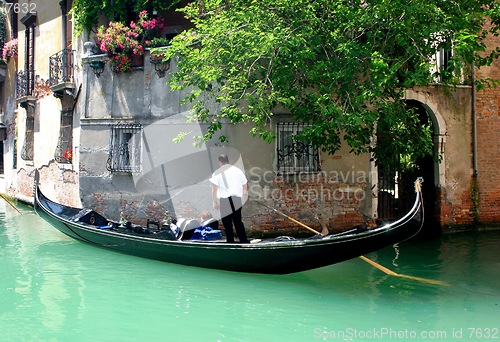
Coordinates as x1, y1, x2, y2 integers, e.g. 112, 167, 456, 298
166, 0, 500, 166
71, 0, 182, 35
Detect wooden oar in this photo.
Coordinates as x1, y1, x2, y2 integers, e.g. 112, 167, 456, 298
0, 193, 23, 215
358, 255, 448, 286
255, 199, 447, 286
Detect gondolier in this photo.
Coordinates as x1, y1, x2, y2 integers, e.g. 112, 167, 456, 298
210, 153, 250, 243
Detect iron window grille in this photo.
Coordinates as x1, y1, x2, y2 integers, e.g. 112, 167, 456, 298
107, 124, 142, 173
276, 122, 320, 174
13, 138, 17, 169
55, 109, 73, 163
21, 115, 34, 161
0, 141, 4, 174
18, 14, 36, 98
16, 69, 33, 98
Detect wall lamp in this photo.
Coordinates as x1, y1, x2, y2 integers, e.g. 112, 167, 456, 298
150, 56, 170, 78
90, 60, 106, 78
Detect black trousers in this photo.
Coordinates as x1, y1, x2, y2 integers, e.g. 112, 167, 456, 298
219, 196, 249, 243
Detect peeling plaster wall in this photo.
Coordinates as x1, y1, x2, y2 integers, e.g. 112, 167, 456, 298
0, 0, 80, 206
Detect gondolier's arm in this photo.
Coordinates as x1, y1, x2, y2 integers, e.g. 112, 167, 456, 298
212, 184, 219, 210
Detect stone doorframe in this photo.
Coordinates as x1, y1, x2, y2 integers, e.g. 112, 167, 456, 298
404, 88, 447, 189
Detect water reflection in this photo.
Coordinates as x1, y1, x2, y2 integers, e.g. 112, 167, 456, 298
1, 204, 86, 334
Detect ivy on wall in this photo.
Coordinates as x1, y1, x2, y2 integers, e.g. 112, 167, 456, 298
0, 8, 7, 53
71, 0, 183, 35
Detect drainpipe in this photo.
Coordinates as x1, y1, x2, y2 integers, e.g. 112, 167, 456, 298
60, 0, 67, 50
60, 0, 68, 83
471, 55, 480, 223
471, 57, 478, 177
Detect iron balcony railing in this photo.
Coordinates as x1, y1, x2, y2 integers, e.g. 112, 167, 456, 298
49, 49, 75, 86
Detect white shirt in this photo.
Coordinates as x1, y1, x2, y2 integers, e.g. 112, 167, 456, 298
209, 164, 247, 199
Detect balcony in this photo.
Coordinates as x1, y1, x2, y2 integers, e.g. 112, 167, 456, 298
49, 49, 76, 98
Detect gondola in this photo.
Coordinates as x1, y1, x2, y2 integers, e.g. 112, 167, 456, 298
33, 172, 424, 274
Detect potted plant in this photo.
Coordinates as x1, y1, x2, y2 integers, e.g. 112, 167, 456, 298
136, 10, 165, 42
2, 37, 18, 62
109, 53, 133, 73
96, 11, 165, 73
62, 148, 73, 161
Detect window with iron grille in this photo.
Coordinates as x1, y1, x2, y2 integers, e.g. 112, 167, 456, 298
276, 122, 320, 174
13, 138, 17, 169
438, 48, 453, 83
107, 124, 142, 173
21, 113, 34, 161
20, 13, 36, 97
55, 110, 73, 163
0, 141, 4, 174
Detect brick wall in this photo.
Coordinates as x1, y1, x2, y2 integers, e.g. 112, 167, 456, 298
244, 174, 369, 237
476, 116, 500, 222
475, 30, 500, 223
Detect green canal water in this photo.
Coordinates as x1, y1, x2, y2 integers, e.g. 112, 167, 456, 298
1, 201, 499, 342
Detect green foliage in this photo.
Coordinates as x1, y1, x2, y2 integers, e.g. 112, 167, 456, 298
71, 0, 182, 35
146, 37, 171, 48
373, 104, 434, 171
0, 8, 7, 50
166, 0, 500, 166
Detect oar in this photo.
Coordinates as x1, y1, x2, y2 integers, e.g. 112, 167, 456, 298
255, 199, 447, 286
0, 193, 23, 215
358, 255, 448, 286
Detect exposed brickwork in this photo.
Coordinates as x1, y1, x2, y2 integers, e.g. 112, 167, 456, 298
436, 187, 451, 224
475, 31, 500, 223
85, 175, 369, 237
453, 186, 475, 224
16, 168, 34, 198
244, 174, 368, 236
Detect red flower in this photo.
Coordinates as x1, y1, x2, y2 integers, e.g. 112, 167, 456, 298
62, 148, 72, 159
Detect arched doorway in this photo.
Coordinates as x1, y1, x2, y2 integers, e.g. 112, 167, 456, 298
377, 100, 439, 236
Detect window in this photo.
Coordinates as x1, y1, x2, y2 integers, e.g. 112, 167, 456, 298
276, 122, 320, 174
438, 48, 453, 83
107, 124, 142, 173
55, 109, 73, 163
0, 141, 4, 174
20, 112, 34, 161
13, 138, 17, 169
18, 13, 36, 162
20, 13, 36, 97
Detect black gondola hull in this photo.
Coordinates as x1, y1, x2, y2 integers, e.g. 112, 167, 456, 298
34, 175, 424, 274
